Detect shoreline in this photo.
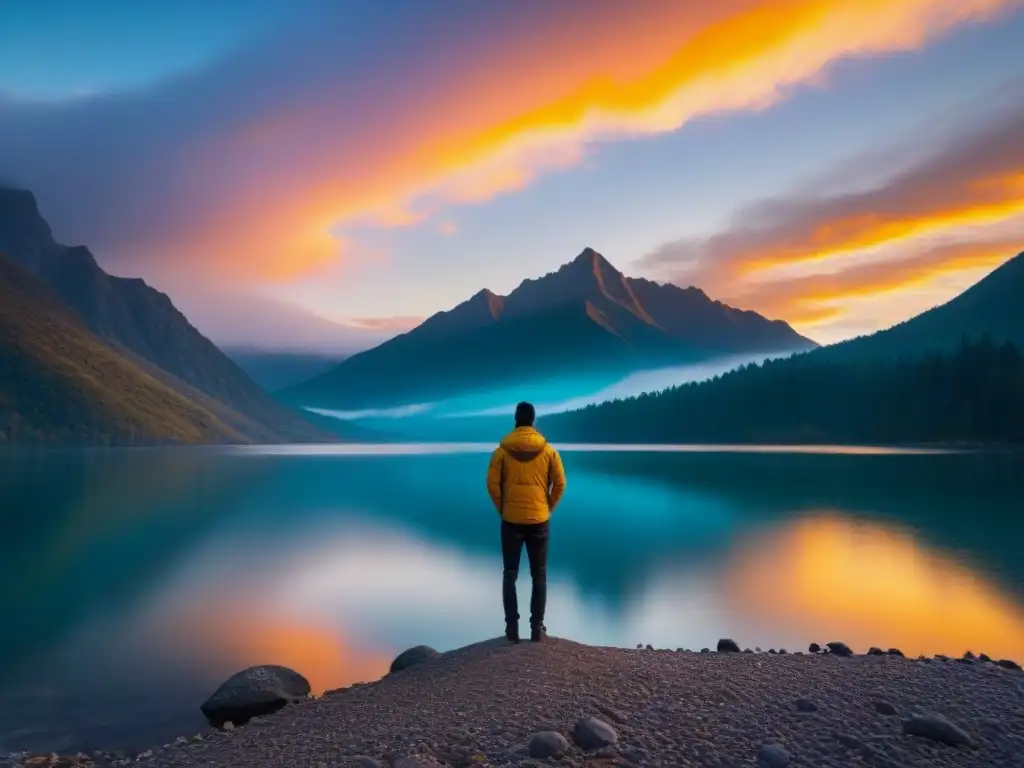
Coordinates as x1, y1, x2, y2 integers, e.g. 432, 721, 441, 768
7, 637, 1022, 768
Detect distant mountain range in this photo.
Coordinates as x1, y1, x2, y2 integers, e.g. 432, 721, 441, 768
225, 349, 347, 392
283, 247, 817, 410
546, 252, 1024, 445
0, 188, 340, 445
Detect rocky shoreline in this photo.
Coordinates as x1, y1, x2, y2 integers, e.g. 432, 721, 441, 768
5, 638, 1022, 768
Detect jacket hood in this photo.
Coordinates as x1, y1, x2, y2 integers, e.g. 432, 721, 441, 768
500, 426, 547, 462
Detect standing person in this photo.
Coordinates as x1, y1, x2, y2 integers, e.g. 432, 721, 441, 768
486, 401, 566, 643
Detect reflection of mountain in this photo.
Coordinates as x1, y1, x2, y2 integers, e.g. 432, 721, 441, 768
0, 450, 258, 674
282, 248, 816, 410
0, 255, 244, 445
548, 255, 1024, 445
0, 188, 335, 443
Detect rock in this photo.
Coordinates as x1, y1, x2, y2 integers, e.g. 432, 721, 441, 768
979, 653, 992, 662
717, 638, 740, 653
348, 758, 383, 768
756, 743, 790, 768
389, 645, 439, 673
964, 650, 976, 660
867, 647, 885, 656
887, 648, 905, 657
996, 659, 1022, 671
700, 648, 710, 653
596, 704, 629, 724
743, 648, 754, 654
808, 643, 821, 654
222, 721, 235, 731
902, 713, 975, 747
573, 717, 618, 750
826, 641, 853, 657
795, 697, 818, 712
636, 643, 643, 649
958, 657, 974, 664
645, 644, 654, 650
768, 649, 777, 654
779, 648, 788, 654
935, 654, 950, 661
755, 647, 763, 653
875, 700, 897, 716
528, 731, 570, 759
200, 665, 309, 726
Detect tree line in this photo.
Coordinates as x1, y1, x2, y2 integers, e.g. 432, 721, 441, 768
548, 335, 1024, 445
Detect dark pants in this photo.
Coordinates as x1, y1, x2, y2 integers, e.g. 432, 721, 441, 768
501, 519, 549, 628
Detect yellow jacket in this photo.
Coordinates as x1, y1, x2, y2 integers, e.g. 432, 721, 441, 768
486, 426, 566, 524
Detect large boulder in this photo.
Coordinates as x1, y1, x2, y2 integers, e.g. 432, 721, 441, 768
200, 665, 310, 726
389, 645, 440, 673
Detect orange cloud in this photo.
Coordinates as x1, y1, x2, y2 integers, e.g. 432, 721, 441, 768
181, 0, 1020, 280
436, 220, 458, 236
642, 92, 1024, 338
740, 236, 1023, 326
347, 315, 423, 332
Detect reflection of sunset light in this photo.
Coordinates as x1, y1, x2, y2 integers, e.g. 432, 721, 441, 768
159, 607, 391, 694
723, 513, 1024, 660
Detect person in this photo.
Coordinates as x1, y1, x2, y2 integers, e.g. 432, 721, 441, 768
486, 401, 566, 643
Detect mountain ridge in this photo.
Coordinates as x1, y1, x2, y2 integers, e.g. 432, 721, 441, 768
0, 253, 247, 446
0, 188, 337, 442
283, 247, 817, 410
543, 250, 1024, 445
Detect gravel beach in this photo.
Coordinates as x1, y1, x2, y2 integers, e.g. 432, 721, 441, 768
12, 637, 1024, 768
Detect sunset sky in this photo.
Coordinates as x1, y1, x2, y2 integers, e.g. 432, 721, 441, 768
2, 0, 1023, 351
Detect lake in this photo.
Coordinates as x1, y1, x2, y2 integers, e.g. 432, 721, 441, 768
2, 444, 1023, 755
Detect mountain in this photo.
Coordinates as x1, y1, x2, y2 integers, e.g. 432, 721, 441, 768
282, 248, 817, 410
0, 254, 246, 446
544, 251, 1024, 445
225, 348, 347, 392
822, 251, 1024, 361
0, 188, 336, 442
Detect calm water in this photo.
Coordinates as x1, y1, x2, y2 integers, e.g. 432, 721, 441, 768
2, 444, 1023, 754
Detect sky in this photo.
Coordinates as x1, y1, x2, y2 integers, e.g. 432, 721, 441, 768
2, 0, 1023, 352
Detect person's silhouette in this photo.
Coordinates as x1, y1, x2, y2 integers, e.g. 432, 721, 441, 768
486, 401, 566, 642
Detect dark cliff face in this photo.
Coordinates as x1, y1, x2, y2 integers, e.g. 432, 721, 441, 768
0, 188, 334, 442
283, 246, 817, 410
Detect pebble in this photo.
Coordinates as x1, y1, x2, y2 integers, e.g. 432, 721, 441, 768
794, 697, 818, 713
902, 712, 975, 747
527, 730, 569, 758
826, 641, 854, 657
875, 699, 898, 716
573, 716, 618, 750
756, 743, 791, 768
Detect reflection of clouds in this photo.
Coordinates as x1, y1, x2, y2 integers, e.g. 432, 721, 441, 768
721, 512, 1024, 659
101, 506, 1024, 700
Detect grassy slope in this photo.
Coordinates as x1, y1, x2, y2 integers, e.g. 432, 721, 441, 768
0, 254, 247, 446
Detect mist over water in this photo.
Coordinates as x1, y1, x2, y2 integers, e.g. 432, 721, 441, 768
1, 445, 1022, 755
303, 350, 796, 427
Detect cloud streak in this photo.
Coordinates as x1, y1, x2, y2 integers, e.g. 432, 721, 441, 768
1, 0, 1018, 287
642, 88, 1024, 338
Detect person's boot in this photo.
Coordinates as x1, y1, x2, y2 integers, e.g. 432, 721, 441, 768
505, 622, 520, 644
530, 623, 547, 642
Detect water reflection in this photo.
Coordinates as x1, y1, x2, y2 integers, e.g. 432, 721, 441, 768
724, 513, 1024, 660
0, 446, 1022, 753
